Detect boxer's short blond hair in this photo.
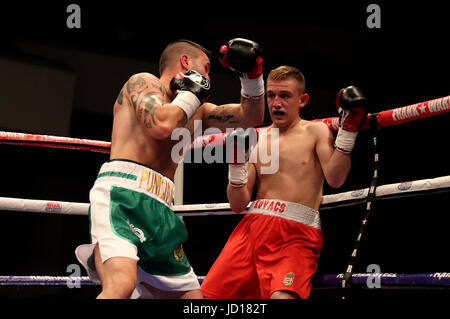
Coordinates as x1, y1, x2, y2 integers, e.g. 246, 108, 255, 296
268, 65, 306, 94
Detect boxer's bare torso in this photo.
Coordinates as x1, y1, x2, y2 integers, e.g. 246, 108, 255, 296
110, 72, 185, 180
110, 58, 264, 181
254, 120, 333, 211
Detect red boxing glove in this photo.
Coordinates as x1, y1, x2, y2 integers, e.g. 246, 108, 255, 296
226, 128, 257, 187
219, 38, 264, 98
334, 86, 368, 154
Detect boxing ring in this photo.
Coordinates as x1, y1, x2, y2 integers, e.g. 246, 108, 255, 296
0, 95, 449, 299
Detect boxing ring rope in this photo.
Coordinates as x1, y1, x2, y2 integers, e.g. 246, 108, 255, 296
0, 131, 111, 153
2, 273, 450, 288
1, 95, 449, 293
1, 95, 449, 151
0, 176, 449, 289
1, 175, 449, 216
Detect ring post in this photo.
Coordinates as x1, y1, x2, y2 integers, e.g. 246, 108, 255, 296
341, 113, 382, 300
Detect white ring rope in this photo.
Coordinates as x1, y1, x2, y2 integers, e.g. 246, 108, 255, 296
1, 175, 449, 216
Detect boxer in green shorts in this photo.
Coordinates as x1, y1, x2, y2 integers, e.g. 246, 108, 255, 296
75, 39, 265, 298
76, 160, 198, 296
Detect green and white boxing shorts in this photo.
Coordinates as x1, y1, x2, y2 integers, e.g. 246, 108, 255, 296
75, 159, 199, 292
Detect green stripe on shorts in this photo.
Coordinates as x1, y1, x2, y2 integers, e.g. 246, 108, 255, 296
97, 171, 137, 180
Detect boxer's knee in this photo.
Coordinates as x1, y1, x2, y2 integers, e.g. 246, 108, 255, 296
270, 290, 299, 299
96, 256, 137, 299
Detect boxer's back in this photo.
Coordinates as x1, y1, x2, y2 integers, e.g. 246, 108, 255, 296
110, 73, 179, 180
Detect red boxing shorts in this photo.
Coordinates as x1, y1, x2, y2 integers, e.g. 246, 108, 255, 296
201, 199, 322, 299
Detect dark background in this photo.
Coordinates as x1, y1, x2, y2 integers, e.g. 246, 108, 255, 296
0, 1, 449, 299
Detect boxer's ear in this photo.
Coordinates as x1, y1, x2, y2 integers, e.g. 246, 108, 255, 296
180, 54, 190, 71
299, 93, 309, 108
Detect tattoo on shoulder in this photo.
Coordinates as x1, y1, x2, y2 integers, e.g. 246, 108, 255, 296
150, 81, 163, 93
126, 75, 149, 109
127, 75, 148, 94
122, 73, 169, 128
117, 89, 124, 105
138, 92, 163, 128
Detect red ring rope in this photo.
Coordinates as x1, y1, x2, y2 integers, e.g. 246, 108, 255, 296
1, 95, 448, 152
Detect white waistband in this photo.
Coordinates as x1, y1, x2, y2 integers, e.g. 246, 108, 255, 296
97, 160, 175, 207
249, 199, 321, 230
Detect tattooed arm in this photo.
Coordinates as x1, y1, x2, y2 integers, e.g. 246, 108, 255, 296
115, 72, 187, 139
199, 96, 265, 131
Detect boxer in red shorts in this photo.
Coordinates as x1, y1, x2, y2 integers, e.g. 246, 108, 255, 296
201, 66, 367, 299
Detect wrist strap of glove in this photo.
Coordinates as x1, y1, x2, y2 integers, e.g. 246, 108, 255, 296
240, 74, 265, 99
335, 129, 358, 154
228, 162, 249, 187
172, 91, 201, 120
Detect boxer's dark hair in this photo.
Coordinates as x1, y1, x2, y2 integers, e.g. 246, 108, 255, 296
159, 39, 211, 75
